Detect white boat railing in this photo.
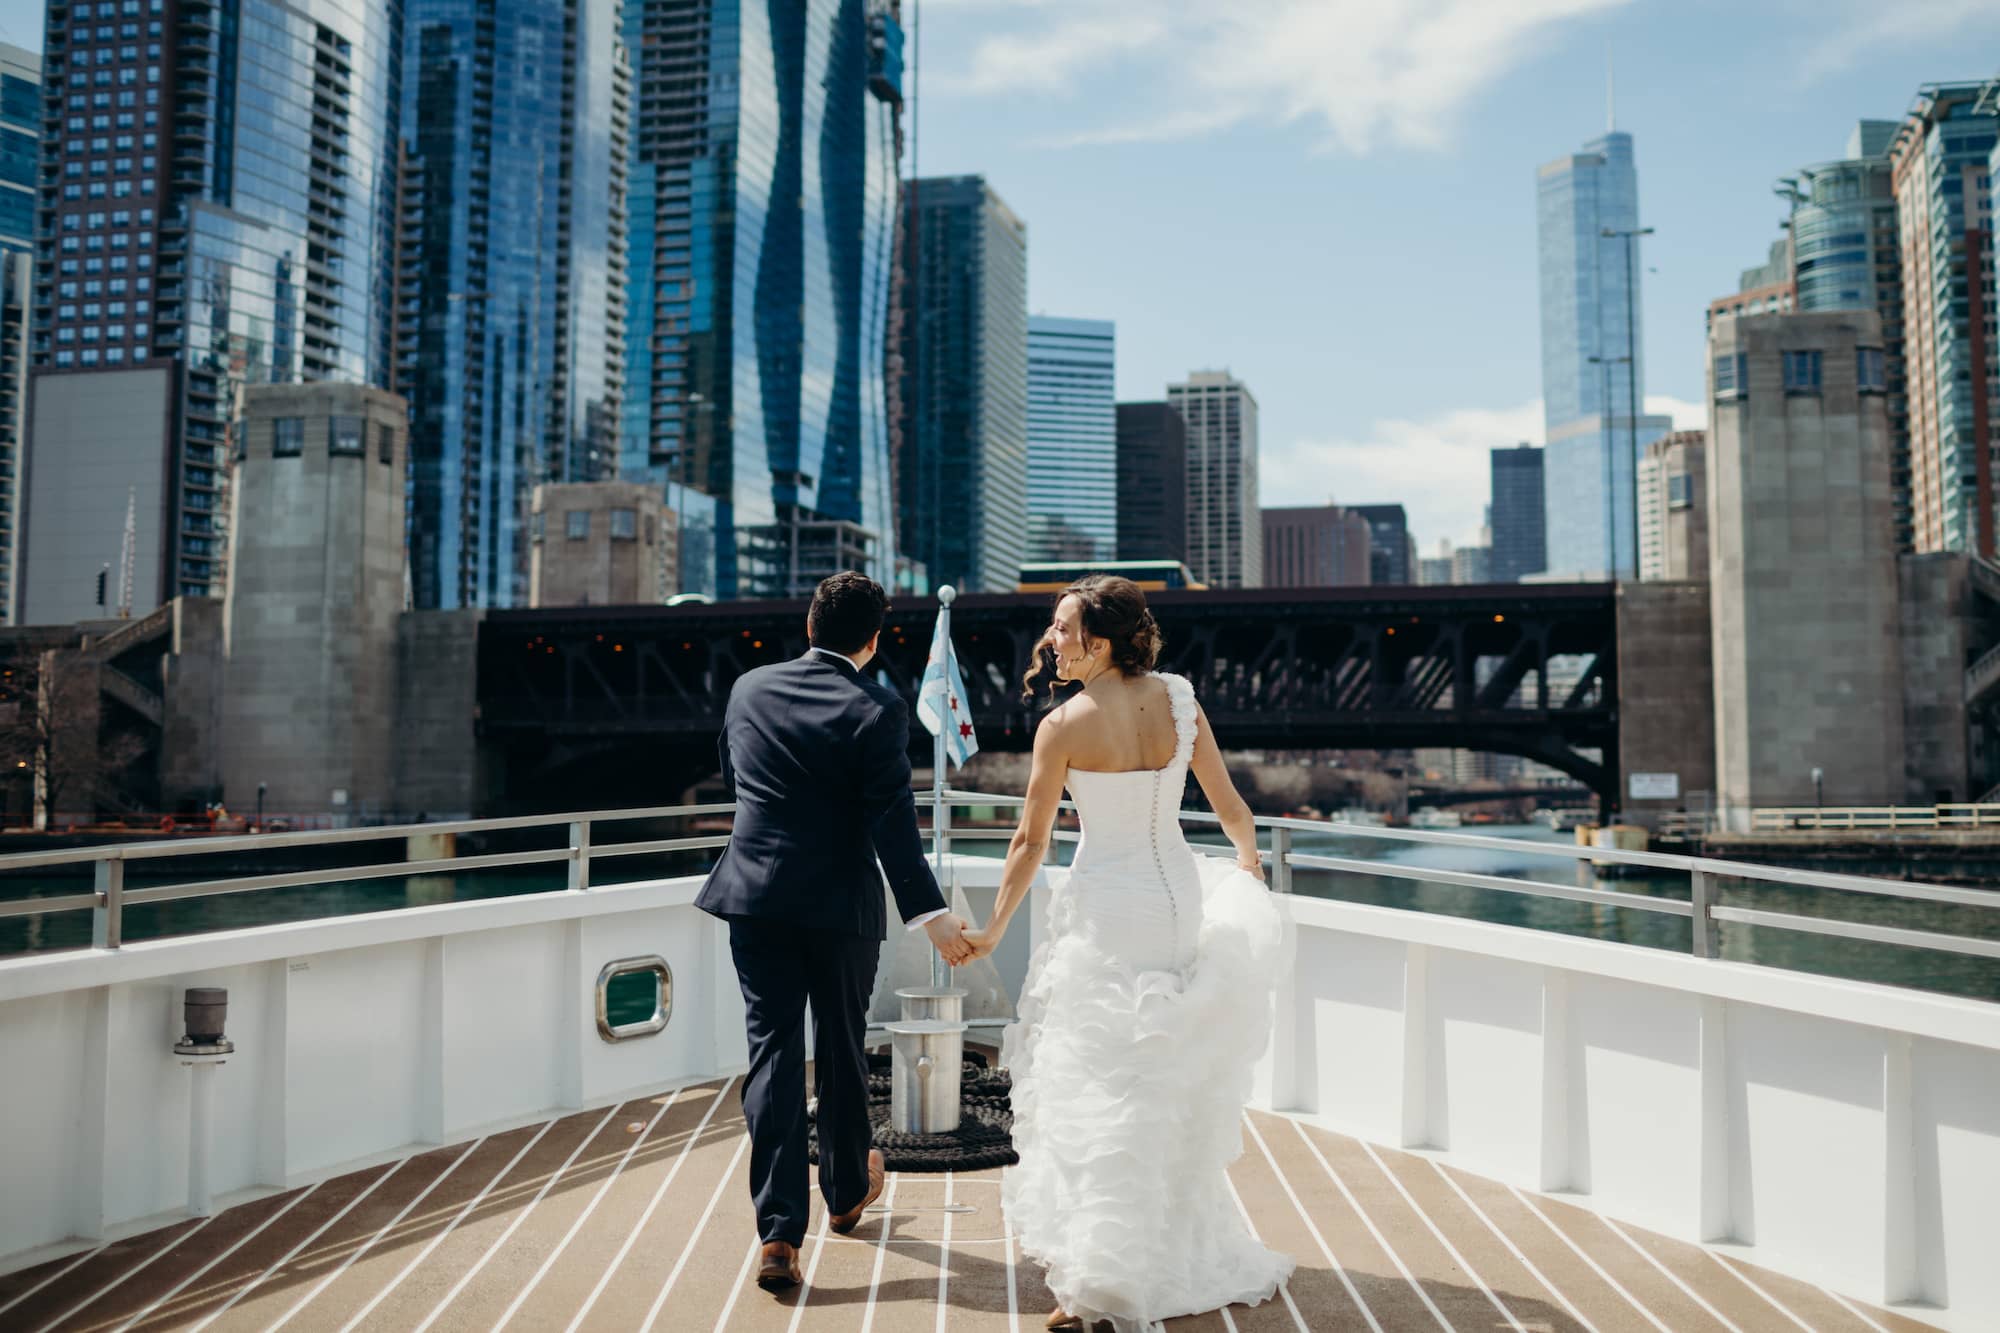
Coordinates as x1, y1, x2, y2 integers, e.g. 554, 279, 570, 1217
4, 788, 2000, 974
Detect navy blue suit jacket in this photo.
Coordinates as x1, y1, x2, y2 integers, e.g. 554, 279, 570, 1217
696, 650, 947, 939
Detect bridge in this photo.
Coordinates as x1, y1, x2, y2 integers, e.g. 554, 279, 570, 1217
475, 583, 1623, 811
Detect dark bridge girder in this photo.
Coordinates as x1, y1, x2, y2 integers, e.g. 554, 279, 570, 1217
476, 583, 1620, 812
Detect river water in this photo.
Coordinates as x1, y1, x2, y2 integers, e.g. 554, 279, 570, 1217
3, 825, 1996, 1004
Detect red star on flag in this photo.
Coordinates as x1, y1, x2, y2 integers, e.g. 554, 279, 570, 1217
948, 694, 959, 712
959, 721, 974, 739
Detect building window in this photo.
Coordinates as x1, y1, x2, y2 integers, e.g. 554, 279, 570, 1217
1712, 351, 1748, 400
566, 510, 590, 541
610, 508, 637, 541
376, 421, 394, 464
1857, 347, 1886, 394
329, 415, 364, 455
1782, 350, 1822, 394
1668, 474, 1695, 510
273, 417, 304, 458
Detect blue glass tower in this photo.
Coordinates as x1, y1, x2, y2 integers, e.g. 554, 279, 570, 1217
1536, 130, 1669, 578
0, 45, 38, 254
25, 0, 404, 616
621, 0, 904, 600
400, 0, 629, 610
1026, 315, 1115, 562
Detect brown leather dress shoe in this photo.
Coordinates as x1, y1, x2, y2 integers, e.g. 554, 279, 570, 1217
828, 1148, 887, 1234
1045, 1309, 1083, 1330
756, 1240, 801, 1291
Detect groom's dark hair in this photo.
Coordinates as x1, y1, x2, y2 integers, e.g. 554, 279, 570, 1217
809, 571, 890, 655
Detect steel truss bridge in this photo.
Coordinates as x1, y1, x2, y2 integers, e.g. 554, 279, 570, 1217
475, 583, 1622, 812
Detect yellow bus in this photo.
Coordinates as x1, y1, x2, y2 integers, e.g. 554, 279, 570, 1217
1016, 560, 1207, 594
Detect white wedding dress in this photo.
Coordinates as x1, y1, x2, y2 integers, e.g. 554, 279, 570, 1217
1000, 672, 1294, 1332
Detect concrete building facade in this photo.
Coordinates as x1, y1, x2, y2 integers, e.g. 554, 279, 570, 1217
1169, 370, 1260, 588
1261, 504, 1372, 588
529, 482, 675, 608
1114, 401, 1187, 565
0, 249, 26, 623
1638, 430, 1708, 582
1708, 311, 1903, 818
219, 384, 409, 819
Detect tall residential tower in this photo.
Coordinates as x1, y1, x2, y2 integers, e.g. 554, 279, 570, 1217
1025, 315, 1115, 562
1536, 130, 1670, 577
400, 0, 629, 610
23, 0, 404, 624
1169, 370, 1260, 588
900, 174, 1028, 593
621, 0, 907, 600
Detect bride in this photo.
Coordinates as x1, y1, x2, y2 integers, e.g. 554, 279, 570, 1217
960, 575, 1294, 1331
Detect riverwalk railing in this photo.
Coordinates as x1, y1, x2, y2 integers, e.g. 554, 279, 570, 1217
1749, 802, 2000, 831
5, 788, 1999, 981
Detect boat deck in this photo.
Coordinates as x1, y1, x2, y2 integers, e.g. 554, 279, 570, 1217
0, 1078, 1941, 1333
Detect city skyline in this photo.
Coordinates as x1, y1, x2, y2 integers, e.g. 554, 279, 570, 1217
905, 3, 1995, 549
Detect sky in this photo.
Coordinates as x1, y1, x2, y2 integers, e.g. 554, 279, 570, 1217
912, 0, 1998, 549
0, 0, 1992, 550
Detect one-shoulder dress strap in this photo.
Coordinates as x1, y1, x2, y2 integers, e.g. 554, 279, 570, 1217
1157, 672, 1197, 768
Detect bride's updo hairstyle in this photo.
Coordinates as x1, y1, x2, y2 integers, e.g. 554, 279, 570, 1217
1020, 574, 1164, 703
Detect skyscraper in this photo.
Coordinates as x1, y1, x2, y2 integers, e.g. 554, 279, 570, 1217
1025, 315, 1115, 562
1488, 443, 1545, 583
1783, 122, 1907, 547
1262, 504, 1371, 587
399, 0, 629, 610
0, 45, 37, 254
1168, 370, 1260, 588
1115, 401, 1186, 565
23, 0, 405, 624
900, 174, 1028, 593
1350, 504, 1411, 586
1536, 129, 1671, 577
1890, 84, 1997, 557
1637, 429, 1706, 582
622, 1, 907, 600
0, 46, 36, 624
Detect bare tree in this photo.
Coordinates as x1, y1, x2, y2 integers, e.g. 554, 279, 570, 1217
0, 648, 153, 827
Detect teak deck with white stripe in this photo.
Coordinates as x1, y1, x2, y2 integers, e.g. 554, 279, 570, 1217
0, 1080, 1941, 1333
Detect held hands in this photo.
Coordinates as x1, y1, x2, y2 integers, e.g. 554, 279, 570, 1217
958, 926, 999, 961
924, 913, 976, 966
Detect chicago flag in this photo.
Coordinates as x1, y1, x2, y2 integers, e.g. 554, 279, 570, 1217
916, 613, 979, 768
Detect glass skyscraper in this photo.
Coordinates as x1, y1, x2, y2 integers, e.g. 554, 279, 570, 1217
1890, 84, 1997, 558
1489, 443, 1545, 583
900, 174, 1028, 594
23, 0, 404, 623
0, 45, 38, 254
0, 46, 36, 624
1025, 315, 1115, 562
1170, 370, 1261, 588
1536, 130, 1669, 578
400, 0, 629, 610
621, 0, 905, 600
1784, 122, 1907, 547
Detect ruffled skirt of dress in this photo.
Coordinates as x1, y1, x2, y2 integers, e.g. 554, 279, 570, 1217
999, 857, 1296, 1332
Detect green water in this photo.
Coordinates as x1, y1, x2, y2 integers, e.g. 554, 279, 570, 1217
3, 828, 1996, 1004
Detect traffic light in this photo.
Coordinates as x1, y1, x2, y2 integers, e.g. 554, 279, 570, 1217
95, 568, 107, 606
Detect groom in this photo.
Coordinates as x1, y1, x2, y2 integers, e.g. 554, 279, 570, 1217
697, 571, 973, 1291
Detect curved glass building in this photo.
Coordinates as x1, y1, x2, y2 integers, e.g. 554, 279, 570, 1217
399, 0, 629, 610
621, 0, 904, 600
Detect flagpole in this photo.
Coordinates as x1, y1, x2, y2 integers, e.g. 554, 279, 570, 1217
930, 584, 954, 989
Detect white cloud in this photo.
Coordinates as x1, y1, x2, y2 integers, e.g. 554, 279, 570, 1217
932, 0, 1628, 153
1263, 392, 1709, 548
1794, 0, 1998, 84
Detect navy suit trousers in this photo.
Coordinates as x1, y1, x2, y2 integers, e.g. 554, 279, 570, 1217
728, 918, 881, 1245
